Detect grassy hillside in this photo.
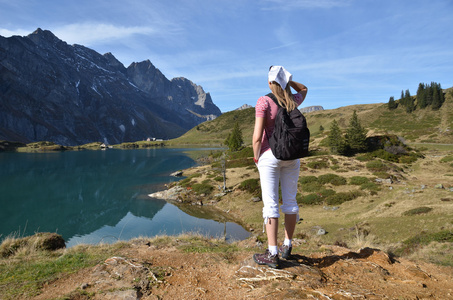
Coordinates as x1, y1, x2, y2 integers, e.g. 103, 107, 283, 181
166, 107, 256, 146
168, 88, 453, 147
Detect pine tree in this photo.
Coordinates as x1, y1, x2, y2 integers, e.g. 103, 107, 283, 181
405, 89, 415, 113
432, 86, 441, 110
400, 90, 405, 107
345, 110, 368, 154
439, 83, 445, 106
426, 83, 433, 107
224, 122, 243, 151
388, 96, 397, 110
417, 83, 427, 109
328, 119, 346, 155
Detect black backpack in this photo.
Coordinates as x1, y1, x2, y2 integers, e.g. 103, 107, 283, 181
265, 93, 310, 160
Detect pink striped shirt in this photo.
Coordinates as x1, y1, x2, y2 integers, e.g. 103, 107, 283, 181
255, 93, 306, 156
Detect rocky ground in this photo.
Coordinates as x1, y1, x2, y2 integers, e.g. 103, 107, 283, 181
32, 237, 453, 300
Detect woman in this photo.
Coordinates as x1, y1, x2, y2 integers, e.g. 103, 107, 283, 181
252, 66, 308, 269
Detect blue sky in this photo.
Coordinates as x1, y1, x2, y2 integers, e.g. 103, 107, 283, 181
1, 0, 452, 112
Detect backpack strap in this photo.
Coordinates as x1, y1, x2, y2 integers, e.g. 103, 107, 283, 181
263, 93, 282, 143
266, 93, 281, 108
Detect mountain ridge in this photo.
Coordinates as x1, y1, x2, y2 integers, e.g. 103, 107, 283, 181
0, 28, 221, 146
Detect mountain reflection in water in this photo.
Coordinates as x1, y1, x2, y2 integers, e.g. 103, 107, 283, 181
0, 148, 250, 246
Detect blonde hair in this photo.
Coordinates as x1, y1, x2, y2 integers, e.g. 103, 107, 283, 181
269, 81, 296, 111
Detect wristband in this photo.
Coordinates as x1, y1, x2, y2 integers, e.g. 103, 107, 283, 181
253, 157, 258, 164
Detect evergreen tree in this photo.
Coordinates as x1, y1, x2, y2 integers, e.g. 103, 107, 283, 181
426, 83, 433, 106
438, 83, 445, 105
345, 110, 368, 154
439, 83, 445, 106
417, 83, 427, 109
400, 90, 406, 107
327, 119, 346, 155
388, 96, 397, 110
224, 122, 243, 151
432, 86, 441, 110
404, 89, 415, 113
319, 125, 325, 132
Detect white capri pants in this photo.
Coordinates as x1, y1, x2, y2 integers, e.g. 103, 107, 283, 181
257, 150, 300, 224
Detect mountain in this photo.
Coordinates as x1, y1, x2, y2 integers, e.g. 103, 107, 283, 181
235, 104, 253, 111
0, 29, 221, 146
300, 105, 324, 113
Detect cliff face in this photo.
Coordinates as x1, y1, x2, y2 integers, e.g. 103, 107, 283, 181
0, 29, 221, 145
300, 106, 324, 114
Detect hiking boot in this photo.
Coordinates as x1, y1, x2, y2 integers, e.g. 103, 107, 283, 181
279, 244, 292, 259
253, 249, 279, 269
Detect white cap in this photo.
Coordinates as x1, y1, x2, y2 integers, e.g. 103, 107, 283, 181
268, 66, 292, 89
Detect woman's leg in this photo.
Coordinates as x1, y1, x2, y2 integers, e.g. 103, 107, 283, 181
266, 217, 278, 247
284, 213, 297, 240
257, 151, 280, 252
280, 159, 301, 241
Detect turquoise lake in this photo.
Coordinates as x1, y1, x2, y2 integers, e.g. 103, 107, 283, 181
0, 148, 250, 247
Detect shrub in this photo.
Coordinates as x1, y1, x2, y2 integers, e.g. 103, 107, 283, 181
319, 188, 337, 198
179, 178, 193, 187
349, 176, 370, 185
372, 172, 392, 179
370, 149, 399, 162
318, 173, 347, 186
325, 190, 364, 205
214, 176, 224, 182
356, 155, 371, 162
227, 158, 254, 168
298, 193, 323, 205
366, 160, 388, 172
394, 230, 453, 256
238, 178, 260, 195
302, 182, 324, 192
399, 154, 418, 164
299, 176, 318, 184
360, 182, 381, 192
440, 156, 453, 163
191, 180, 214, 195
403, 207, 433, 216
179, 173, 202, 187
307, 160, 329, 169
297, 189, 336, 205
229, 147, 253, 159
330, 165, 340, 171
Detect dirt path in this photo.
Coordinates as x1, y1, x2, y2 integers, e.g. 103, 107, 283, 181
34, 240, 453, 299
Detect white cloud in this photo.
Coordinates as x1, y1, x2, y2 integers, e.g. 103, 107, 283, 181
0, 28, 31, 37
51, 23, 159, 46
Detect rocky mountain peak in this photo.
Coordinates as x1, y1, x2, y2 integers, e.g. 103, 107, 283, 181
0, 29, 222, 145
103, 52, 126, 73
27, 28, 64, 46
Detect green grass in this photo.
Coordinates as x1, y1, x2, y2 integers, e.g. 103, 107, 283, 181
394, 230, 453, 257
0, 244, 118, 299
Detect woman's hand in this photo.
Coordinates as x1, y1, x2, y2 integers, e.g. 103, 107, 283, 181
289, 81, 308, 93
